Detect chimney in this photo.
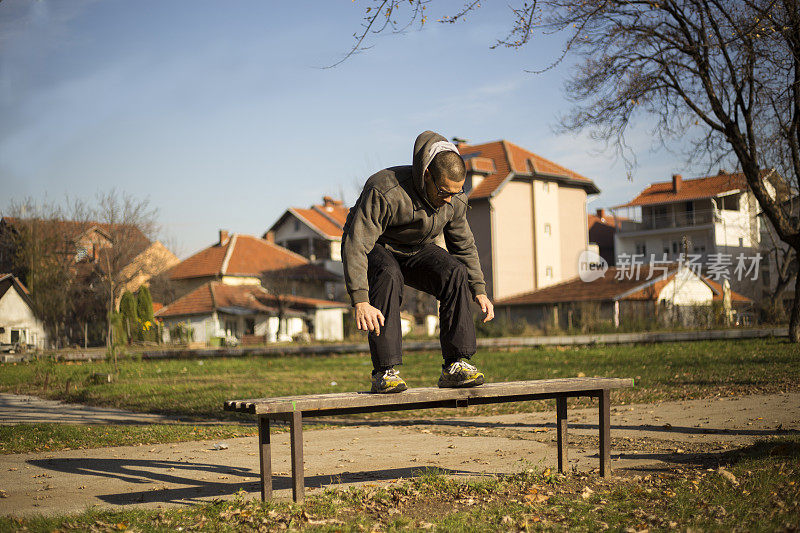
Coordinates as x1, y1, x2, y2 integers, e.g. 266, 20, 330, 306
672, 174, 682, 193
596, 208, 605, 219
219, 229, 229, 245
264, 230, 275, 243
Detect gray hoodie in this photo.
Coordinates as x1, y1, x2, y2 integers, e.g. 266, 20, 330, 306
341, 131, 487, 306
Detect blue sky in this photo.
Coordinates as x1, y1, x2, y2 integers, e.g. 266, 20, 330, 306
1, 0, 707, 257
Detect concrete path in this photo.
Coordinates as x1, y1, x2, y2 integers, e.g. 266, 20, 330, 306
0, 392, 798, 516
0, 394, 191, 425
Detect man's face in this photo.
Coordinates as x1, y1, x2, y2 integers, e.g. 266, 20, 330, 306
424, 168, 465, 208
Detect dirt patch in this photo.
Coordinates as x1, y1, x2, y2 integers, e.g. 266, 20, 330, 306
0, 392, 797, 517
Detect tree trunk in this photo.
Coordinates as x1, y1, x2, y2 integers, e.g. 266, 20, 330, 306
790, 268, 800, 343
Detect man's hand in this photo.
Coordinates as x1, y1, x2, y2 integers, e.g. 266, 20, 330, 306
355, 302, 385, 335
475, 294, 494, 323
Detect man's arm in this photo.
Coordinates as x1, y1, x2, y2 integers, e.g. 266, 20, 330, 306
443, 203, 494, 322
341, 187, 393, 333
442, 202, 486, 298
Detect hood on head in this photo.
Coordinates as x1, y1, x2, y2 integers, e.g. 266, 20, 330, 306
412, 130, 461, 209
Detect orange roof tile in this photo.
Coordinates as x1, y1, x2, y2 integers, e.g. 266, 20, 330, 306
495, 265, 753, 305
292, 208, 344, 238
225, 235, 308, 276
312, 202, 349, 227
155, 281, 347, 318
169, 234, 308, 281
457, 140, 598, 199
466, 157, 495, 174
156, 283, 215, 316
619, 172, 753, 207
494, 267, 677, 305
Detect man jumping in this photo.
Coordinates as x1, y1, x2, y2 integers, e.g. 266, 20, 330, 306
341, 130, 494, 393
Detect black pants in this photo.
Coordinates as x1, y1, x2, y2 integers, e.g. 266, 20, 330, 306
367, 243, 476, 370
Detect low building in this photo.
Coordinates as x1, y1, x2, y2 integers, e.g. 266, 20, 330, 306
155, 281, 348, 343
494, 265, 753, 330
0, 274, 47, 350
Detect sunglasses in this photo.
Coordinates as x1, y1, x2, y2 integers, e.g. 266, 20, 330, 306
431, 177, 464, 199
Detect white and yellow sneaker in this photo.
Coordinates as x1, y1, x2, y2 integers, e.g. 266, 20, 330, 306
438, 360, 485, 388
370, 368, 408, 393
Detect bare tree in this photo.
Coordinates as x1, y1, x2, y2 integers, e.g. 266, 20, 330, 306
92, 191, 159, 363
1, 198, 89, 347
340, 0, 800, 341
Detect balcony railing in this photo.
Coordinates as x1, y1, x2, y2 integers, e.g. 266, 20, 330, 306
618, 209, 716, 233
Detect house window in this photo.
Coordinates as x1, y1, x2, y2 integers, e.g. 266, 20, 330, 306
543, 182, 550, 193
739, 237, 744, 247
294, 220, 300, 232
544, 223, 551, 235
245, 318, 255, 335
545, 266, 553, 278
635, 242, 647, 255
672, 241, 679, 254
721, 194, 740, 211
75, 246, 89, 262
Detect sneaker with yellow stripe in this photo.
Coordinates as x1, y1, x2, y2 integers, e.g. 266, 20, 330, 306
370, 368, 408, 393
438, 360, 485, 388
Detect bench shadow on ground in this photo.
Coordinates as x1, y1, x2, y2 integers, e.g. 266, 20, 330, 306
617, 437, 800, 474
309, 418, 799, 438
27, 457, 476, 506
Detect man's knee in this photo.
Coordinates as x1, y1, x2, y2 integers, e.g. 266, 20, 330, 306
372, 262, 404, 288
450, 261, 468, 283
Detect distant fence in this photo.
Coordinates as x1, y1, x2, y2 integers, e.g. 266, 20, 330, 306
142, 326, 788, 360
1, 326, 787, 363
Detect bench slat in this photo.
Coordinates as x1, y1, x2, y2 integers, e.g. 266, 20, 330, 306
225, 377, 633, 415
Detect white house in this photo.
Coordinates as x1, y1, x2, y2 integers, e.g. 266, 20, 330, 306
0, 274, 47, 350
494, 264, 753, 329
611, 171, 769, 300
264, 196, 349, 278
160, 232, 349, 344
155, 282, 348, 343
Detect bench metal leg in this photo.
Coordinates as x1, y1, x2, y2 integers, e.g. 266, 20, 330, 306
556, 396, 568, 473
290, 411, 304, 503
599, 389, 610, 477
258, 416, 272, 501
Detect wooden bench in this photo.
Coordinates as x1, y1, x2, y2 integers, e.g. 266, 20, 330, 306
225, 377, 634, 503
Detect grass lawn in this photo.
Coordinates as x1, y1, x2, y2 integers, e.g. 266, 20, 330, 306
3, 436, 798, 532
0, 338, 797, 452
1, 338, 797, 421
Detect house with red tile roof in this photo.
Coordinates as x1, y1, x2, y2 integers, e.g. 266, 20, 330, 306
494, 265, 753, 330
0, 273, 47, 350
612, 171, 761, 262
164, 231, 348, 343
456, 139, 600, 300
169, 231, 314, 295
264, 196, 349, 277
610, 170, 778, 301
155, 281, 348, 343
